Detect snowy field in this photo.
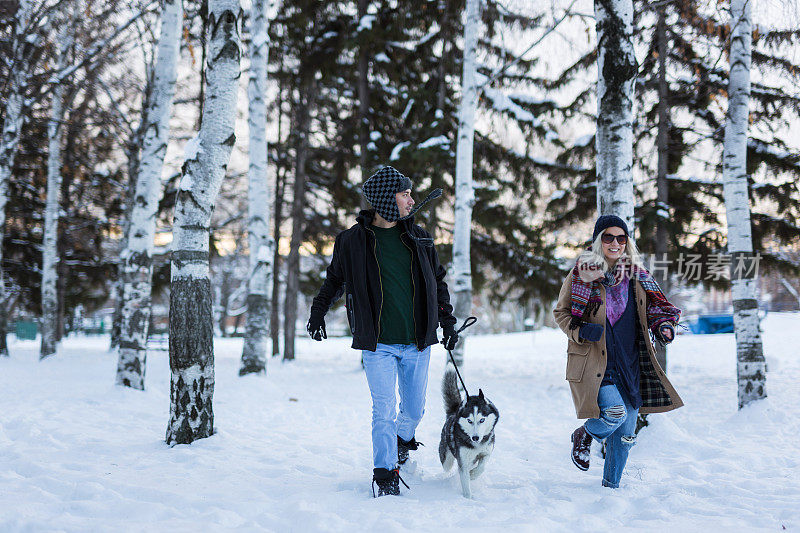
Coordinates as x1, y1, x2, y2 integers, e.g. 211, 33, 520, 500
2, 313, 799, 532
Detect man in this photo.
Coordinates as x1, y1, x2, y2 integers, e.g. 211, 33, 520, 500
307, 166, 458, 497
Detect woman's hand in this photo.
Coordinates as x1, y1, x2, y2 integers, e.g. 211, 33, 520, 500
656, 323, 675, 345
579, 323, 604, 342
576, 252, 605, 283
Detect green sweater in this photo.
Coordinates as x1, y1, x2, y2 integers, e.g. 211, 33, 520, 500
370, 224, 416, 345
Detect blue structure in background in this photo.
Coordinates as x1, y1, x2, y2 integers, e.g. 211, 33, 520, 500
689, 314, 735, 334
15, 321, 38, 340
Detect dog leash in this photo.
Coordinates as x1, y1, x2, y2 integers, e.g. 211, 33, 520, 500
445, 316, 478, 397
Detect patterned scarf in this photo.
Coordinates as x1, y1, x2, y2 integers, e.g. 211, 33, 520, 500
569, 257, 681, 334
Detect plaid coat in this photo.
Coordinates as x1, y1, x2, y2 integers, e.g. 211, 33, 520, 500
553, 272, 684, 419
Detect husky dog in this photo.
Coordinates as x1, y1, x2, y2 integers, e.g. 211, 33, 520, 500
438, 368, 499, 498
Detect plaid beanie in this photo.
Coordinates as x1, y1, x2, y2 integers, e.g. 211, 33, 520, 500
362, 166, 442, 222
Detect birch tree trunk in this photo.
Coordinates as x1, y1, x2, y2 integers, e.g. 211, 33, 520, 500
112, 72, 154, 351
722, 0, 766, 409
283, 76, 315, 362
40, 14, 75, 359
115, 0, 183, 389
240, 0, 275, 375
0, 0, 33, 356
594, 0, 637, 230
166, 0, 241, 445
450, 0, 480, 368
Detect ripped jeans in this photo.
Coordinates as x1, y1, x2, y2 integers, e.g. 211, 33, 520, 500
583, 384, 639, 488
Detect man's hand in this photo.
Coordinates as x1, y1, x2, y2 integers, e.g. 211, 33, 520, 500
441, 325, 459, 351
307, 315, 327, 341
578, 323, 603, 342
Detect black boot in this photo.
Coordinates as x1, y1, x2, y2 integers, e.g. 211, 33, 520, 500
372, 468, 408, 497
571, 425, 593, 471
397, 436, 423, 465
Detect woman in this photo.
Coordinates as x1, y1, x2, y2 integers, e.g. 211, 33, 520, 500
553, 215, 683, 488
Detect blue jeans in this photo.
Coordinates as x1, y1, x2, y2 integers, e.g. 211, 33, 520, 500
362, 343, 431, 470
583, 384, 639, 488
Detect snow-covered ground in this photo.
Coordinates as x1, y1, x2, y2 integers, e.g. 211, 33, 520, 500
2, 313, 799, 532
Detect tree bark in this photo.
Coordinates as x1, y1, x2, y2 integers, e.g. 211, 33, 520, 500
357, 0, 371, 195
240, 0, 275, 375
722, 0, 766, 409
56, 256, 66, 341
450, 0, 480, 368
166, 0, 241, 446
270, 53, 288, 358
282, 76, 315, 361
112, 68, 155, 351
594, 0, 637, 230
0, 0, 33, 356
40, 13, 75, 359
653, 5, 670, 372
116, 0, 183, 389
270, 166, 285, 357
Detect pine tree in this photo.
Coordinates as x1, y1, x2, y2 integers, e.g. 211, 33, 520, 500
546, 1, 800, 272
269, 0, 353, 360
268, 0, 573, 332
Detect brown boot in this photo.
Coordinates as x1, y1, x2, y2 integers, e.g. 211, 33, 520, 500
570, 425, 592, 471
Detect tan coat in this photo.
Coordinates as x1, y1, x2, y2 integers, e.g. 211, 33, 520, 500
552, 273, 684, 419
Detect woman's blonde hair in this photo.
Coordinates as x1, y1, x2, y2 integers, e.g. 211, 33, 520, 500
578, 230, 645, 272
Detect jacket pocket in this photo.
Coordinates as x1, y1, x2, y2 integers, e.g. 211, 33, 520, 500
346, 293, 356, 335
565, 342, 590, 382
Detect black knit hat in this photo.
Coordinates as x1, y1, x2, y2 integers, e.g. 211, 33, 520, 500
362, 166, 442, 222
592, 215, 629, 241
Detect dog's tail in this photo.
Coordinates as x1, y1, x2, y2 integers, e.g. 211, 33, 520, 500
442, 367, 462, 417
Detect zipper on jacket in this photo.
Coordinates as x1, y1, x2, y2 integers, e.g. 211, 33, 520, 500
401, 233, 418, 348
366, 226, 383, 350
347, 293, 356, 335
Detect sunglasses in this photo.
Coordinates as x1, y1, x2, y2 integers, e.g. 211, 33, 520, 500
601, 233, 628, 245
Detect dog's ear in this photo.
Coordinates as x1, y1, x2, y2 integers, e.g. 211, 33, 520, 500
478, 389, 484, 400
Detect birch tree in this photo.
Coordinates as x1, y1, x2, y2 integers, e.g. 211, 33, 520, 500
115, 0, 183, 389
0, 0, 34, 356
40, 6, 77, 359
166, 0, 241, 445
722, 0, 766, 409
450, 0, 480, 368
239, 0, 276, 376
594, 0, 637, 229
111, 73, 155, 351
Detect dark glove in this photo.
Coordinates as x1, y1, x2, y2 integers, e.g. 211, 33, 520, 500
578, 323, 603, 342
655, 323, 675, 345
306, 314, 326, 341
441, 325, 459, 351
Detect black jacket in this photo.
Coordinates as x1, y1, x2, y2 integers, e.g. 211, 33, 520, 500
310, 210, 457, 351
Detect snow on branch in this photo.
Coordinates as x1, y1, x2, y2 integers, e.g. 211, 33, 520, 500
482, 87, 539, 124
